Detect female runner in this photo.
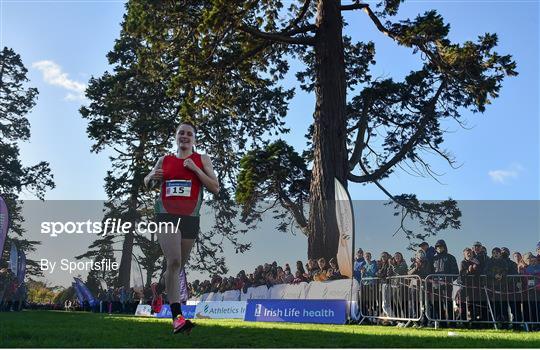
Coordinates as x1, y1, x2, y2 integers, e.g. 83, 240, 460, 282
144, 122, 219, 334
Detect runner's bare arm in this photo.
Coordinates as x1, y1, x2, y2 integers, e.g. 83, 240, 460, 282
194, 154, 220, 195
144, 156, 164, 188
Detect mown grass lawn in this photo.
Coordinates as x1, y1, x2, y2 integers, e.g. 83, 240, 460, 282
0, 311, 538, 348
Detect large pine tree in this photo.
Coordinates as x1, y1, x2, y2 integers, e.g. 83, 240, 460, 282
0, 47, 55, 275
122, 1, 517, 260
81, 25, 251, 286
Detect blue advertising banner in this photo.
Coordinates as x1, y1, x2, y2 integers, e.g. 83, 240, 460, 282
245, 299, 347, 325
155, 304, 196, 319
182, 305, 196, 319
72, 282, 85, 304
17, 250, 26, 284
74, 277, 97, 307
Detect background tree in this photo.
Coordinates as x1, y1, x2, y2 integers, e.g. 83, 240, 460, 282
80, 22, 252, 286
124, 0, 516, 261
0, 47, 55, 274
75, 234, 118, 292
26, 279, 61, 304
53, 285, 75, 306
79, 30, 177, 288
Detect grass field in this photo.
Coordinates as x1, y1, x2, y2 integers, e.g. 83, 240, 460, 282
1, 311, 539, 348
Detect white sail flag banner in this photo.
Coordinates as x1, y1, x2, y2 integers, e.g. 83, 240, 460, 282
334, 178, 354, 278
130, 255, 145, 293
9, 243, 18, 277
0, 196, 9, 255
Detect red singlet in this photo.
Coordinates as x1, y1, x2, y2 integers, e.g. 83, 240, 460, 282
154, 153, 204, 216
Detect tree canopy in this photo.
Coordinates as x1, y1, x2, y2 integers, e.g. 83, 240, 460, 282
99, 0, 517, 263
0, 47, 55, 275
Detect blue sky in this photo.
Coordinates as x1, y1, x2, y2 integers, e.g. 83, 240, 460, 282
2, 1, 539, 285
2, 0, 538, 201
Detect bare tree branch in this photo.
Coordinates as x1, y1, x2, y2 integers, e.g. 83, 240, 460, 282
348, 100, 370, 170
361, 5, 448, 73
240, 25, 316, 46
340, 3, 369, 11
275, 185, 309, 235
283, 0, 313, 32
348, 81, 446, 183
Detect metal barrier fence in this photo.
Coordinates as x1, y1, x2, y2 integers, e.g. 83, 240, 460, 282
359, 274, 540, 329
359, 275, 423, 324
425, 274, 540, 329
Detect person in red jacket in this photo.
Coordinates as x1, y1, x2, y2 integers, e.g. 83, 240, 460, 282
145, 121, 219, 334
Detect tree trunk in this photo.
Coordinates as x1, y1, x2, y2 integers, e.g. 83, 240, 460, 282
308, 0, 348, 261
116, 139, 146, 288
116, 204, 137, 288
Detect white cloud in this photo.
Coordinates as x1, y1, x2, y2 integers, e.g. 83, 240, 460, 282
64, 93, 85, 102
32, 60, 87, 101
488, 163, 524, 184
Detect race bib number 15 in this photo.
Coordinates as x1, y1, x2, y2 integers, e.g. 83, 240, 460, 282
166, 180, 192, 197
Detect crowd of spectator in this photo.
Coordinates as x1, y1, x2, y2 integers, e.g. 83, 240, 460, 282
185, 239, 540, 301
0, 268, 24, 312
3, 239, 539, 330
352, 240, 540, 283
353, 240, 540, 329
188, 257, 346, 297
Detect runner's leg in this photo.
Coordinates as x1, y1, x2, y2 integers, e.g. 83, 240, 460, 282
157, 221, 183, 304
180, 239, 195, 269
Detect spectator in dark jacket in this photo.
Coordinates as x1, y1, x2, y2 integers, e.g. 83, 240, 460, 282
485, 248, 509, 281
419, 242, 436, 265
408, 249, 432, 324
283, 266, 294, 284
295, 261, 306, 278
433, 240, 459, 275
501, 247, 518, 274
327, 258, 342, 280
460, 248, 481, 279
485, 247, 510, 324
459, 248, 481, 323
306, 259, 320, 281
376, 252, 393, 279
501, 247, 522, 325
390, 252, 408, 276
430, 239, 458, 326
472, 241, 488, 274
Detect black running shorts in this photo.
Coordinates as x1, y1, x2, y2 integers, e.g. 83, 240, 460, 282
154, 213, 200, 240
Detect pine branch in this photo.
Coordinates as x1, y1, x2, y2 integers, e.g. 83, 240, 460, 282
240, 25, 316, 46
348, 81, 446, 183
340, 3, 369, 11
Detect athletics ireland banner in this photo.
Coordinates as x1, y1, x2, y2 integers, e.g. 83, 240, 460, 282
194, 301, 247, 319
334, 178, 354, 278
0, 196, 8, 256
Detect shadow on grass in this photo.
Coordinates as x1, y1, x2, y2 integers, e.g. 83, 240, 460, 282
0, 311, 538, 348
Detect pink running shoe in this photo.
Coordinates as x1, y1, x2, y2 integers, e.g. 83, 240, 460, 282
173, 315, 195, 335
